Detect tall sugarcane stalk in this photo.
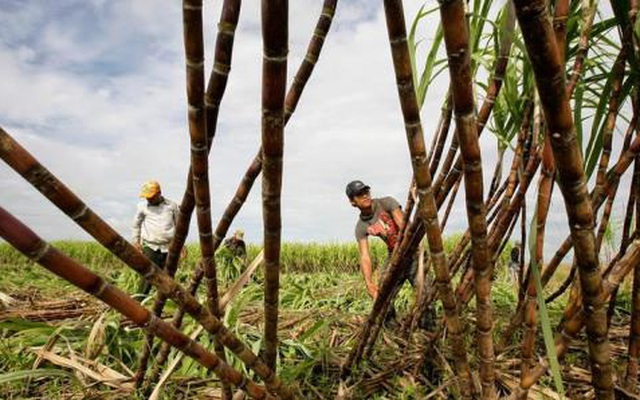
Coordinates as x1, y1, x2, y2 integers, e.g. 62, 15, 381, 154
513, 1, 613, 396
150, 0, 338, 377
183, 0, 217, 320
382, 0, 472, 395
182, 1, 231, 398
625, 245, 640, 391
518, 0, 571, 385
260, 0, 287, 372
519, 137, 555, 386
212, 0, 337, 248
161, 0, 241, 292
0, 127, 294, 400
438, 0, 495, 396
428, 95, 452, 177
433, 1, 515, 209
623, 129, 640, 393
566, 0, 599, 95
137, 0, 243, 386
595, 49, 626, 196
0, 207, 275, 400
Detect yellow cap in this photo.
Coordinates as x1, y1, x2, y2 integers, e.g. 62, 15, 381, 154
234, 229, 244, 239
140, 181, 161, 199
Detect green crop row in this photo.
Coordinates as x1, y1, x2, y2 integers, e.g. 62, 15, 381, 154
0, 241, 369, 275
0, 236, 469, 276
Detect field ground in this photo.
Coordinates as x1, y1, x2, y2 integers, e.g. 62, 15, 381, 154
0, 241, 635, 399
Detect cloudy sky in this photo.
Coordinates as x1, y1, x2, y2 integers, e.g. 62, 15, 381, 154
0, 0, 615, 258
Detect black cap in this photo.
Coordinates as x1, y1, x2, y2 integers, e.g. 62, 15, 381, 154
346, 180, 371, 199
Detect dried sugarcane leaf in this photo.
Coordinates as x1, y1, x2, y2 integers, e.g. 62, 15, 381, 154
84, 312, 106, 360
32, 348, 133, 391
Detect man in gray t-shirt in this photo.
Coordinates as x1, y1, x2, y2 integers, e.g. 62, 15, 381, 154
347, 180, 432, 329
346, 180, 413, 299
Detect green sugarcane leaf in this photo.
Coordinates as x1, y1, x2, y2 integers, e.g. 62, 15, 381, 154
298, 320, 329, 342
635, 13, 640, 45
584, 71, 614, 177
528, 211, 566, 397
418, 25, 444, 107
408, 3, 427, 93
0, 368, 81, 385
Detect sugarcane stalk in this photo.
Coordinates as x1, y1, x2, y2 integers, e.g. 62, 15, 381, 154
516, 1, 573, 385
439, 0, 495, 396
428, 94, 452, 177
486, 174, 510, 219
183, 0, 218, 321
447, 160, 520, 305
566, 0, 600, 96
433, 1, 516, 209
596, 49, 627, 193
432, 132, 459, 200
161, 0, 241, 292
625, 246, 640, 391
0, 127, 294, 400
440, 177, 461, 230
624, 130, 640, 392
181, 2, 232, 398
519, 141, 555, 379
623, 156, 640, 251
260, 0, 288, 371
214, 0, 337, 250
138, 0, 243, 386
488, 148, 505, 202
0, 207, 275, 400
513, 0, 613, 395
382, 0, 473, 395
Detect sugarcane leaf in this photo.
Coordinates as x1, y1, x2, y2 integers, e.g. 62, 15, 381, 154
635, 13, 640, 45
0, 368, 81, 385
298, 320, 329, 342
417, 24, 444, 107
584, 69, 614, 177
408, 3, 428, 93
610, 0, 631, 33
528, 211, 566, 397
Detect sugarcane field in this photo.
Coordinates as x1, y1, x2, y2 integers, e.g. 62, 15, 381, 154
2, 0, 640, 399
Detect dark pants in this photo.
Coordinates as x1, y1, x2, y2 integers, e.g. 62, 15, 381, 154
380, 255, 433, 329
138, 245, 168, 295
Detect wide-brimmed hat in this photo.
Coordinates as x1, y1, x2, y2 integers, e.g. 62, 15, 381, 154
140, 180, 161, 199
345, 180, 370, 199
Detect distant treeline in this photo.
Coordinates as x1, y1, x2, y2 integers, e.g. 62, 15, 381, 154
0, 237, 498, 274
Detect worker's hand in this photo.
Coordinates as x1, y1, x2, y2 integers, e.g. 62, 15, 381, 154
180, 246, 188, 260
366, 281, 379, 300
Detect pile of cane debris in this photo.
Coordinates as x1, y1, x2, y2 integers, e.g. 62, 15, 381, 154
0, 290, 104, 322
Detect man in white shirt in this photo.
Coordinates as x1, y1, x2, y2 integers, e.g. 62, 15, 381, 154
132, 180, 181, 294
